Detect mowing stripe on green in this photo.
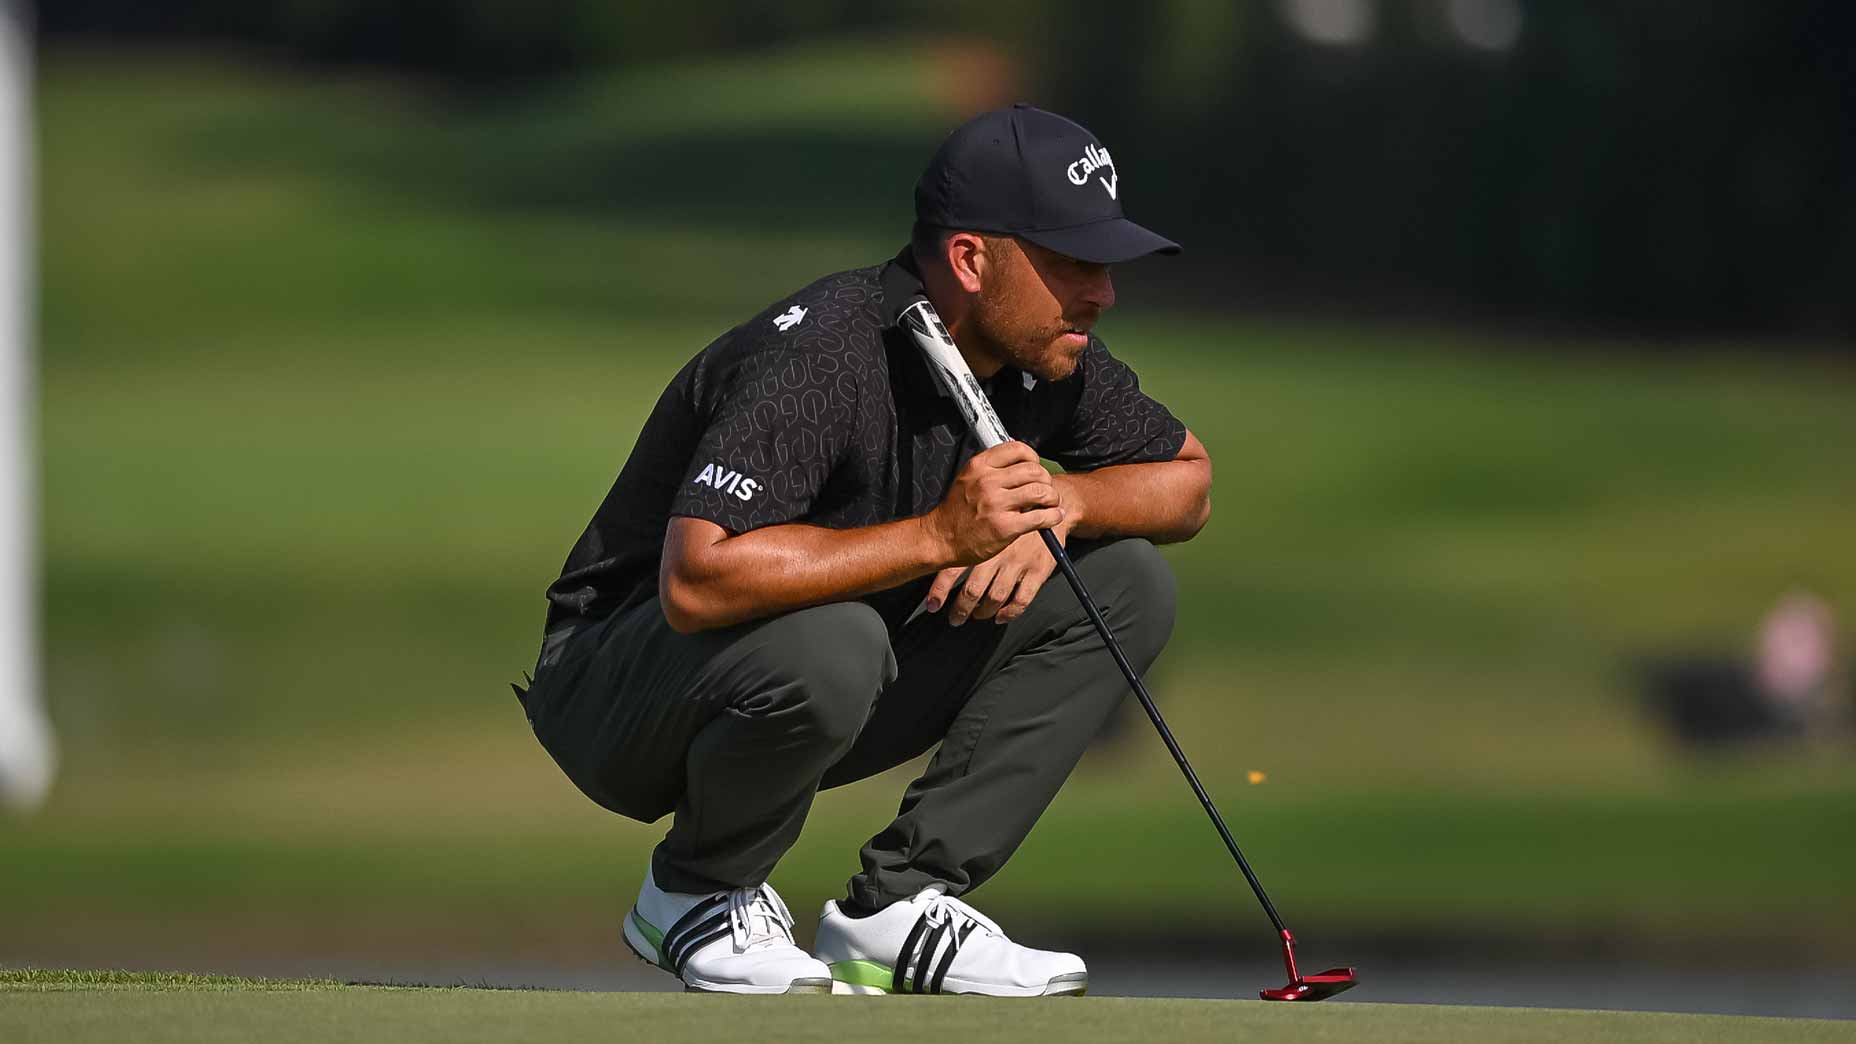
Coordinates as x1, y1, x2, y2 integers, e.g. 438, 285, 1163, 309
6, 983, 1852, 1044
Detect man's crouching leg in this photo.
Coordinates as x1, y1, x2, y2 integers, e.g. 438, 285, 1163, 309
842, 537, 1177, 905
811, 539, 1175, 996
525, 599, 895, 992
655, 601, 897, 893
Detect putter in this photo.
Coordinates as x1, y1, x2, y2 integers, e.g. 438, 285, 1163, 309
903, 298, 1358, 1002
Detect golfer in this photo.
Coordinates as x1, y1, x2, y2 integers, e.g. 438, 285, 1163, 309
519, 104, 1211, 996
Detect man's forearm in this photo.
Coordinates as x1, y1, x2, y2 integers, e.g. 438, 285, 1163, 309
659, 516, 952, 634
658, 434, 1199, 633
1056, 455, 1212, 545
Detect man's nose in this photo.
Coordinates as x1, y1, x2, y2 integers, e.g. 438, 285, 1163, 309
1081, 267, 1115, 311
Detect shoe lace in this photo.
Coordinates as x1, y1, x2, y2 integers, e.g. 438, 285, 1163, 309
726, 882, 797, 952
914, 883, 1003, 938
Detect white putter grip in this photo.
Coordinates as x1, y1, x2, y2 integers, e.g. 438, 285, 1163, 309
900, 299, 1011, 450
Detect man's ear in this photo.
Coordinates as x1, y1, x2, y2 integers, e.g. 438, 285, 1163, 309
944, 232, 992, 295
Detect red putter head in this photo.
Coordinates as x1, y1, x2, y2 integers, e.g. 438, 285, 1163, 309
1259, 929, 1358, 1002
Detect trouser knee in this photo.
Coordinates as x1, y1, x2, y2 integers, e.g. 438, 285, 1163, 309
1076, 538, 1177, 669
739, 601, 895, 747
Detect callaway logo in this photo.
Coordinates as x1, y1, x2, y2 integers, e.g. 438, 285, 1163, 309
691, 462, 760, 501
772, 305, 807, 331
1066, 143, 1117, 200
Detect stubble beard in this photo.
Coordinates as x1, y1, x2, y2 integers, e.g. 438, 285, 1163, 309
969, 295, 1086, 383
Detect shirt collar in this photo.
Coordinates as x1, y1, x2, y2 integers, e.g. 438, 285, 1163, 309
880, 246, 1026, 403
881, 246, 953, 401
880, 246, 925, 327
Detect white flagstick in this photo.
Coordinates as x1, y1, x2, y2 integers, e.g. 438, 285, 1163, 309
0, 0, 54, 813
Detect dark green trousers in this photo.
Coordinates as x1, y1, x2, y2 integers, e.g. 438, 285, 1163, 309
520, 538, 1175, 908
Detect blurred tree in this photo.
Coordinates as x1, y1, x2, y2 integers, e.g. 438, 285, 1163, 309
1044, 0, 1855, 338
38, 1, 1015, 83
40, 0, 1855, 338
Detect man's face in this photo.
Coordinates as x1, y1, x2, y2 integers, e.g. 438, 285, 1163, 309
968, 237, 1115, 382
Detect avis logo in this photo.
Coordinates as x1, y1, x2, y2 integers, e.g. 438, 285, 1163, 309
1065, 143, 1117, 200
692, 462, 760, 501
773, 305, 807, 331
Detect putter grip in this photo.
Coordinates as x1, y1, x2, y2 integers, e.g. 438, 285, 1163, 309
900, 299, 1011, 449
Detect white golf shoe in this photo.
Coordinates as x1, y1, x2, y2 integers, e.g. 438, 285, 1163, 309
622, 869, 832, 994
815, 884, 1087, 996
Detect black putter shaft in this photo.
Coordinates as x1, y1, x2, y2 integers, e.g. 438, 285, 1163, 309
899, 297, 1350, 996
1035, 528, 1288, 937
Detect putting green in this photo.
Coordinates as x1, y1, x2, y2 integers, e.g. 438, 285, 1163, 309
4, 972, 1850, 1044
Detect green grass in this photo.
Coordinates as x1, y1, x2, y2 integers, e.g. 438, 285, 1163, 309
0, 969, 344, 992
3, 972, 1850, 1044
5, 782, 1854, 951
14, 42, 1856, 963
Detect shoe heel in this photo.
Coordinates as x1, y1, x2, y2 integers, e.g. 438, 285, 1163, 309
623, 909, 668, 973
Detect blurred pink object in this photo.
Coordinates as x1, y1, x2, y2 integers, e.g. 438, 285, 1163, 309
1755, 590, 1837, 716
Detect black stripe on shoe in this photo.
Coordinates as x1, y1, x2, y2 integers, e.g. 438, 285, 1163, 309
665, 912, 729, 972
660, 897, 730, 971
892, 913, 931, 995
927, 923, 972, 995
669, 923, 733, 975
663, 895, 728, 946
915, 922, 951, 994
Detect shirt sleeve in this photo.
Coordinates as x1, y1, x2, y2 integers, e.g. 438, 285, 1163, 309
1044, 337, 1187, 471
669, 347, 860, 534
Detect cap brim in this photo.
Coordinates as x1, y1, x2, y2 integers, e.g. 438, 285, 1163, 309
1021, 218, 1180, 264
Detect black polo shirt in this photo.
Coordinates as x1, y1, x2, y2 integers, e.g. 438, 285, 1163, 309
543, 248, 1187, 636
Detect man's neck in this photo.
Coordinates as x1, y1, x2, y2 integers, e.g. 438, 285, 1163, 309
918, 262, 1003, 379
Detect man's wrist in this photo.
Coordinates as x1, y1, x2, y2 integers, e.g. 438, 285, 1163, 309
907, 512, 957, 571
1052, 472, 1089, 540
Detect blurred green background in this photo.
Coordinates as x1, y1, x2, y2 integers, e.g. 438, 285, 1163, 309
9, 1, 1856, 995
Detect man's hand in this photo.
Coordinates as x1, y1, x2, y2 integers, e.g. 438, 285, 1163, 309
926, 477, 1080, 626
921, 441, 1066, 567
659, 431, 1205, 635
923, 523, 1065, 626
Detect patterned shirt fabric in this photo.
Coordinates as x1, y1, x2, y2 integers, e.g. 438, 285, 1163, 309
542, 248, 1187, 635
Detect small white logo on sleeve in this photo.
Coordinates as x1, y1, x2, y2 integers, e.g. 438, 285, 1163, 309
1066, 143, 1117, 200
772, 305, 807, 332
693, 462, 760, 501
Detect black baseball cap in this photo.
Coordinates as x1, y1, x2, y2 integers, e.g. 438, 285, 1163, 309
914, 104, 1180, 265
